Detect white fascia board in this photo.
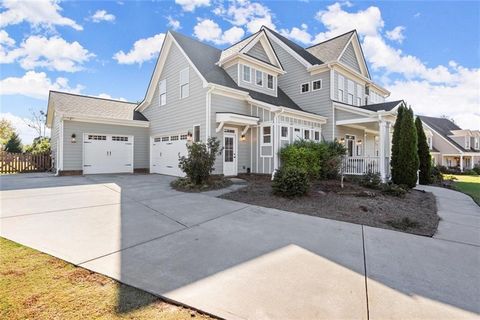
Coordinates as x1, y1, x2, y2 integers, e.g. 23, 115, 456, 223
240, 31, 283, 69
422, 122, 463, 153
264, 28, 313, 68
332, 62, 390, 96
46, 91, 55, 128
221, 54, 285, 75
216, 113, 259, 126
333, 102, 375, 116
279, 107, 327, 124
336, 117, 379, 126
61, 114, 149, 128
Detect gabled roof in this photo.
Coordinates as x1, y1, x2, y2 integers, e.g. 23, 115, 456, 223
46, 91, 147, 127
262, 26, 323, 65
306, 30, 355, 62
418, 115, 477, 153
170, 31, 302, 111
219, 32, 259, 62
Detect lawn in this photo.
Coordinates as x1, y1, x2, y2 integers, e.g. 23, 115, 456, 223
443, 174, 480, 205
0, 237, 212, 320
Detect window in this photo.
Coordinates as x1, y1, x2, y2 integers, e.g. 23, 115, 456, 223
170, 135, 179, 141
338, 75, 344, 101
242, 65, 251, 82
356, 144, 363, 156
88, 135, 106, 140
356, 97, 361, 106
281, 126, 289, 140
312, 80, 322, 91
193, 125, 200, 142
180, 134, 188, 140
255, 70, 263, 86
303, 129, 310, 140
161, 136, 170, 142
159, 79, 166, 106
294, 128, 302, 141
356, 84, 362, 106
112, 136, 128, 142
179, 68, 189, 99
346, 135, 355, 157
301, 83, 309, 93
262, 126, 272, 145
347, 80, 354, 104
267, 74, 274, 89
314, 131, 320, 141
475, 138, 479, 149
465, 137, 471, 149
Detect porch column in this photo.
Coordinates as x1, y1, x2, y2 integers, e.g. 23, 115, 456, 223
378, 120, 387, 181
460, 155, 464, 172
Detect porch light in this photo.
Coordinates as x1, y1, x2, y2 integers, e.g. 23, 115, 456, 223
240, 134, 246, 141
71, 133, 76, 143
187, 131, 193, 141
357, 139, 362, 145
340, 138, 345, 144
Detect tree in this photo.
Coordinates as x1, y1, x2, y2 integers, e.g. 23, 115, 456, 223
24, 109, 47, 138
24, 137, 51, 154
5, 132, 22, 153
391, 106, 419, 188
415, 117, 432, 185
0, 118, 15, 147
390, 105, 404, 183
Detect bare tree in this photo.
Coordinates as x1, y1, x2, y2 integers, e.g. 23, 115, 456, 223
24, 109, 47, 138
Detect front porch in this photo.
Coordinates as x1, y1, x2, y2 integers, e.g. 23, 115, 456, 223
442, 154, 479, 172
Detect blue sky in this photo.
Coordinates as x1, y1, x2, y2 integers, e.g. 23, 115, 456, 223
1, 0, 479, 143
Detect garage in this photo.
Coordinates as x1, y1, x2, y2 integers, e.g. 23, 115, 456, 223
83, 133, 134, 174
151, 134, 188, 176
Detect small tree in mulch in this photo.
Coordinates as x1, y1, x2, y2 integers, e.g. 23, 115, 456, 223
178, 137, 222, 185
391, 106, 419, 188
415, 117, 432, 185
4, 132, 22, 153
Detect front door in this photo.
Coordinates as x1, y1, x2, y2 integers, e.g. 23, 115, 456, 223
223, 129, 237, 176
346, 135, 355, 157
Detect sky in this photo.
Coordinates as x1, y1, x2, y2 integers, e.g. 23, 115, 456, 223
1, 0, 479, 143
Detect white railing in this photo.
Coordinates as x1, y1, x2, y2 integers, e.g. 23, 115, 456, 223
342, 156, 381, 175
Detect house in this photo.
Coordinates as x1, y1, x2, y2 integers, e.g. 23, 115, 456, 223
46, 27, 403, 179
418, 116, 480, 171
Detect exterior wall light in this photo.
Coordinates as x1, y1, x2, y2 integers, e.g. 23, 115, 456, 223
357, 139, 362, 145
240, 134, 246, 141
71, 133, 76, 143
187, 131, 193, 142
340, 138, 345, 144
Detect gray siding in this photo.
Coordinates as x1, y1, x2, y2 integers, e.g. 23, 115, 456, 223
431, 131, 461, 155
238, 63, 277, 97
340, 43, 361, 73
142, 42, 207, 140
333, 70, 364, 106
225, 64, 238, 85
270, 40, 334, 140
50, 114, 61, 171
62, 120, 149, 171
247, 41, 270, 64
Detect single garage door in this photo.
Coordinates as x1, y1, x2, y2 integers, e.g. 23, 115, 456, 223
151, 134, 188, 177
83, 134, 134, 174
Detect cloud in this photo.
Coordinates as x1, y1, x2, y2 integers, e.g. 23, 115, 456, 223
0, 112, 50, 144
193, 19, 244, 45
0, 35, 94, 72
0, 30, 15, 47
90, 10, 115, 23
113, 33, 165, 65
166, 15, 181, 30
0, 71, 84, 100
0, 0, 82, 31
215, 0, 275, 34
385, 26, 405, 43
280, 24, 315, 45
175, 0, 210, 12
97, 93, 127, 101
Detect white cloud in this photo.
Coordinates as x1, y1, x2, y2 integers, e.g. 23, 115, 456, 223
280, 24, 315, 45
0, 30, 15, 47
0, 0, 82, 31
0, 112, 50, 144
175, 0, 210, 12
97, 93, 126, 101
215, 0, 275, 34
0, 35, 94, 72
90, 10, 115, 23
0, 71, 84, 100
193, 19, 244, 45
386, 26, 405, 43
167, 16, 181, 30
113, 33, 165, 65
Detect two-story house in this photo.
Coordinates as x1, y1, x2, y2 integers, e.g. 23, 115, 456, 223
419, 116, 480, 171
46, 27, 403, 180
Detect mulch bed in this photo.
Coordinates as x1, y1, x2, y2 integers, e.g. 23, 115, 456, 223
219, 174, 439, 236
171, 176, 232, 192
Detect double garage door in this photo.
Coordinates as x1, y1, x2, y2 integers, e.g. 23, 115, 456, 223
151, 134, 188, 177
83, 134, 134, 174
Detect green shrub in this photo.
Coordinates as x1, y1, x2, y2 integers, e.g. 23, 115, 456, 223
359, 171, 382, 189
381, 183, 407, 197
430, 166, 443, 184
272, 167, 309, 197
463, 169, 479, 176
473, 164, 480, 175
178, 137, 222, 185
320, 141, 346, 179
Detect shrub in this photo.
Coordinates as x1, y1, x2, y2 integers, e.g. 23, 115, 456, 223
463, 169, 479, 176
381, 183, 407, 197
272, 167, 309, 197
430, 166, 443, 184
320, 141, 346, 179
359, 171, 382, 189
436, 165, 449, 174
178, 137, 222, 185
473, 164, 480, 175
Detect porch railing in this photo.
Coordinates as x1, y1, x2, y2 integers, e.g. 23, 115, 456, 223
342, 156, 381, 175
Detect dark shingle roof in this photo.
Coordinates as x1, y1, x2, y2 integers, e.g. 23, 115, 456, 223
332, 100, 402, 112
262, 27, 323, 65
418, 115, 472, 152
170, 31, 303, 112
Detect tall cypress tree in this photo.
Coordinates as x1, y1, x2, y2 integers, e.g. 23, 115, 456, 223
390, 106, 404, 184
397, 108, 419, 188
5, 132, 22, 153
415, 117, 432, 185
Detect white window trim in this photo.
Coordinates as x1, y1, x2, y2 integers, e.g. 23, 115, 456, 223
280, 126, 289, 141
179, 67, 189, 99
313, 130, 320, 141
255, 69, 263, 87
293, 127, 302, 141
159, 79, 166, 106
300, 82, 310, 94
193, 124, 200, 142
312, 79, 322, 91
267, 74, 274, 90
242, 65, 251, 83
303, 128, 310, 140
261, 124, 272, 146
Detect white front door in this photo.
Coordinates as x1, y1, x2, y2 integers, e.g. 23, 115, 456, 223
223, 129, 237, 176
83, 134, 134, 174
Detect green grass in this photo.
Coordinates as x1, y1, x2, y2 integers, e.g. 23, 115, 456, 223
0, 237, 211, 320
443, 174, 480, 205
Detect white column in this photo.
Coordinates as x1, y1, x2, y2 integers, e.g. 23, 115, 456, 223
272, 114, 279, 179
460, 155, 464, 172
379, 120, 387, 181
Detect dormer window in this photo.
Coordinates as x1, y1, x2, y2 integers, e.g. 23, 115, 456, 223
465, 136, 471, 149
242, 65, 251, 82
267, 74, 274, 89
255, 70, 263, 86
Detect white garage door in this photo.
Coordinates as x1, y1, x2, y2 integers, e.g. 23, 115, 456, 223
151, 134, 188, 177
83, 134, 134, 174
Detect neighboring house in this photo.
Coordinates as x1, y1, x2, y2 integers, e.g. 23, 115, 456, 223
419, 116, 480, 171
47, 27, 403, 179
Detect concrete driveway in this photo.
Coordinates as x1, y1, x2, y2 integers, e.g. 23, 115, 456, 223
1, 173, 479, 319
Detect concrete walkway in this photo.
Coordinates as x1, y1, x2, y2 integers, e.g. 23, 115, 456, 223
1, 174, 479, 319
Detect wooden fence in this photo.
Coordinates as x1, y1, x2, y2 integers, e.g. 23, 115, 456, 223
0, 151, 52, 174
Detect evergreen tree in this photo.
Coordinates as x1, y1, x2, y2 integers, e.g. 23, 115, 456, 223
415, 117, 432, 185
5, 132, 22, 153
397, 108, 419, 188
390, 106, 404, 184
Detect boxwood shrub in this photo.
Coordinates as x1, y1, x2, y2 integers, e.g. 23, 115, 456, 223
272, 167, 309, 197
